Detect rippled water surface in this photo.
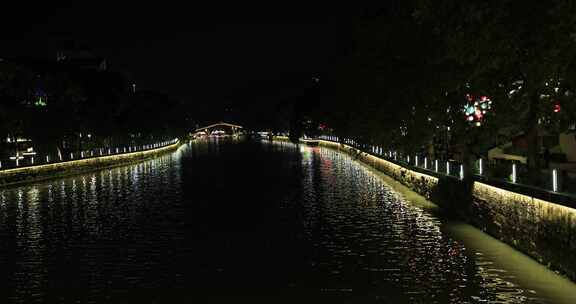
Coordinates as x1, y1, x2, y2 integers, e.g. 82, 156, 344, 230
0, 139, 574, 303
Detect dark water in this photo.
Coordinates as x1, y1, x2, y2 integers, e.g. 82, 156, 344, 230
0, 139, 575, 303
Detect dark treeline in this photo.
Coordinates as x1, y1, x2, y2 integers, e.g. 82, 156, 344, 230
290, 1, 576, 177
0, 56, 189, 159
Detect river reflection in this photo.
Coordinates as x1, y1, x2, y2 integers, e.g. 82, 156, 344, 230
0, 139, 574, 303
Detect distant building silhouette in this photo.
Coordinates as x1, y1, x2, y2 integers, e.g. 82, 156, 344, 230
55, 41, 107, 71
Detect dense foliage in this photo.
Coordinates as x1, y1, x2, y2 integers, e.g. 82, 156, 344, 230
0, 60, 189, 158
301, 1, 576, 173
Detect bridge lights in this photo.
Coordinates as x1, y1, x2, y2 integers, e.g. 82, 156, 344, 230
424, 157, 427, 169
459, 164, 464, 180
552, 169, 558, 192
446, 161, 450, 175
512, 163, 517, 183
435, 160, 438, 172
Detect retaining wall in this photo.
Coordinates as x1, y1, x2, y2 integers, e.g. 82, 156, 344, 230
0, 140, 181, 187
290, 137, 576, 281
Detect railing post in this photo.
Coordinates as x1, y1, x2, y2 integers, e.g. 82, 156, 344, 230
552, 169, 559, 192
479, 158, 483, 175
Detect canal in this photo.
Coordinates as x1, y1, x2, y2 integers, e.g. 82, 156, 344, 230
0, 139, 574, 303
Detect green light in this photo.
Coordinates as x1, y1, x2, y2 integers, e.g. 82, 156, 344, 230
34, 96, 47, 107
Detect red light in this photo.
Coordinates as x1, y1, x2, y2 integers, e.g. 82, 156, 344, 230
554, 104, 561, 113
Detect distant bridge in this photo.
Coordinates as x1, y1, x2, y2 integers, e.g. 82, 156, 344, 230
194, 122, 244, 136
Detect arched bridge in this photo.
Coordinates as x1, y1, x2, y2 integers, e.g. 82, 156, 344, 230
194, 122, 244, 137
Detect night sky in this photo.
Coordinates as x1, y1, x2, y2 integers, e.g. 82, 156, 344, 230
2, 2, 366, 125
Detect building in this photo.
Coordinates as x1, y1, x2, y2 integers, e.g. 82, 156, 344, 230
488, 128, 576, 170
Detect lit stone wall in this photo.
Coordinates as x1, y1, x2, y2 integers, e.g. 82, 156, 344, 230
283, 137, 576, 281
0, 141, 181, 187
472, 182, 576, 280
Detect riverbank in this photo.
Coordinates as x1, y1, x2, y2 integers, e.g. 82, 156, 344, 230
274, 136, 576, 282
0, 139, 182, 188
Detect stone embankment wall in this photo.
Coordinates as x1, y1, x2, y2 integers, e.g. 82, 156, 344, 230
289, 137, 576, 281
0, 140, 181, 187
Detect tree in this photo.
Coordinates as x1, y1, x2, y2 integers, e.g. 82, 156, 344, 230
415, 0, 576, 172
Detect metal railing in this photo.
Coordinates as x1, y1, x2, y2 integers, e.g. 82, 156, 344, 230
317, 135, 576, 197
0, 138, 179, 172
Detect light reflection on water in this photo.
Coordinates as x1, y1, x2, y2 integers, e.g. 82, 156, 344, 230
270, 140, 575, 303
0, 140, 574, 303
0, 150, 182, 303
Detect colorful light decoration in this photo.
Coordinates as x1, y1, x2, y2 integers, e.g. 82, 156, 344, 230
33, 88, 48, 107
463, 94, 492, 126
